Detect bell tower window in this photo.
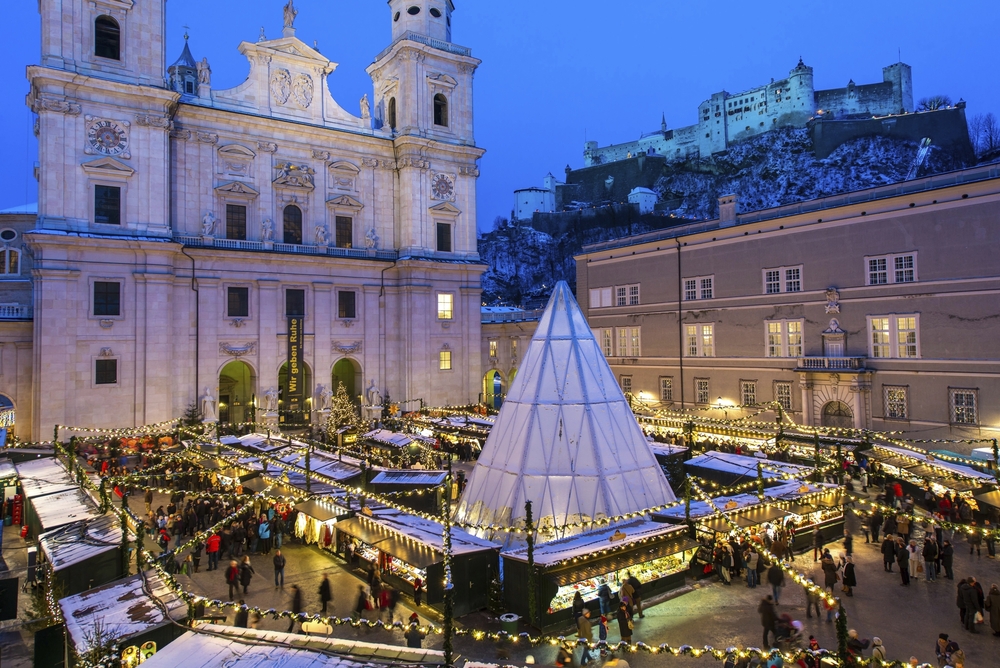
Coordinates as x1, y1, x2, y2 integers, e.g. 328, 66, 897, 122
433, 94, 449, 127
388, 97, 397, 130
283, 205, 302, 245
95, 16, 121, 61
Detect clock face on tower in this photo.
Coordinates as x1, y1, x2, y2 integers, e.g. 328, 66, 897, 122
87, 119, 128, 156
431, 173, 455, 201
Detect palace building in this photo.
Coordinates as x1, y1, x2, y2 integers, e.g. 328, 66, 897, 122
1, 1, 485, 440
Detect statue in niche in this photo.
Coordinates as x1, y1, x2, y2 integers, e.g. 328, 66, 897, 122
283, 0, 298, 29
314, 224, 328, 245
318, 384, 333, 411
365, 379, 381, 407
263, 387, 279, 412
360, 94, 371, 123
365, 227, 379, 249
201, 211, 217, 236
197, 58, 211, 85
261, 218, 274, 241
200, 387, 217, 421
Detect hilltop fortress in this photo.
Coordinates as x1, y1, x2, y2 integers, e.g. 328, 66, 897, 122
584, 59, 914, 166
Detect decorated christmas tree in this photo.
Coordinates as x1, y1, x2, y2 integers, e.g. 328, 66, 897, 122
326, 382, 362, 438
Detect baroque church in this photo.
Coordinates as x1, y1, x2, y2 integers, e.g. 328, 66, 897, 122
9, 0, 484, 439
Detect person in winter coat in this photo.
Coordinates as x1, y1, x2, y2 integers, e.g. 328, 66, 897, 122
577, 608, 594, 665
239, 555, 255, 595
896, 539, 910, 586
842, 556, 857, 597
273, 549, 286, 587
319, 573, 333, 614
617, 601, 633, 645
846, 629, 870, 658
843, 530, 853, 557
353, 584, 369, 621
758, 595, 777, 648
804, 580, 822, 618
897, 515, 910, 542
922, 537, 938, 582
880, 536, 896, 572
746, 548, 760, 588
625, 572, 645, 618
597, 582, 613, 614
288, 585, 303, 632
225, 560, 240, 600
985, 583, 1000, 636
968, 523, 983, 557
959, 578, 983, 632
405, 613, 426, 648
870, 637, 886, 663
940, 540, 955, 579
882, 514, 898, 539
820, 552, 839, 592
767, 563, 785, 604
870, 509, 883, 543
572, 591, 586, 620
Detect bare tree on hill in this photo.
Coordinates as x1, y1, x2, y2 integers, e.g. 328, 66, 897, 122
917, 95, 953, 111
969, 112, 1000, 158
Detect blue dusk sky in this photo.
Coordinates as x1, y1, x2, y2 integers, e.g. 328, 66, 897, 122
1, 1, 998, 232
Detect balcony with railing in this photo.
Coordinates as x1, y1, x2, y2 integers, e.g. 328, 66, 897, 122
175, 236, 398, 261
797, 356, 866, 370
0, 304, 32, 320
481, 309, 544, 324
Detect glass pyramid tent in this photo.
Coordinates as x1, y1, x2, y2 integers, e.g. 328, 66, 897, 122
454, 281, 675, 543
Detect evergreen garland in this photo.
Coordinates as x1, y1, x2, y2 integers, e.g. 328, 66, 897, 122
525, 500, 537, 627
836, 601, 849, 664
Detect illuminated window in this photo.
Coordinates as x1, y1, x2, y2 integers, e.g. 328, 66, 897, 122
659, 377, 673, 402
950, 389, 977, 425
884, 385, 908, 420
774, 382, 792, 411
685, 323, 714, 356
868, 314, 919, 359
489, 340, 498, 358
741, 380, 757, 406
766, 320, 804, 357
437, 293, 453, 320
439, 350, 452, 370
696, 378, 710, 404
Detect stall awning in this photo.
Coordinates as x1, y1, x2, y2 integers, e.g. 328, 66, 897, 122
336, 517, 441, 569
905, 464, 940, 478
812, 491, 846, 508
294, 499, 347, 523
974, 490, 1000, 510
701, 517, 735, 534
733, 506, 792, 527
546, 536, 700, 587
240, 477, 295, 498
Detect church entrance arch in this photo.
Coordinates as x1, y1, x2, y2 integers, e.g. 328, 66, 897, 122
218, 361, 257, 427
484, 370, 505, 409
278, 360, 312, 427
332, 358, 361, 403
821, 401, 854, 429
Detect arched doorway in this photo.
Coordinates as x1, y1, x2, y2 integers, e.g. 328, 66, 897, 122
332, 358, 361, 403
0, 393, 14, 442
484, 370, 505, 409
508, 368, 518, 388
821, 401, 854, 429
278, 361, 312, 426
218, 361, 257, 426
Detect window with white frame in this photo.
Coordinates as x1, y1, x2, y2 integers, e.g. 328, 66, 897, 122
762, 265, 803, 294
685, 323, 715, 357
774, 381, 792, 411
695, 378, 710, 404
615, 283, 640, 306
489, 340, 498, 358
615, 326, 641, 357
439, 350, 452, 371
683, 275, 714, 300
620, 375, 632, 394
588, 287, 613, 308
659, 377, 673, 402
766, 320, 803, 357
883, 385, 908, 420
437, 293, 453, 320
593, 328, 613, 357
868, 314, 919, 359
950, 388, 977, 425
866, 253, 917, 285
740, 380, 757, 406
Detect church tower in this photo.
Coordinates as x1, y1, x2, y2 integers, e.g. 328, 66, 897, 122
367, 0, 482, 257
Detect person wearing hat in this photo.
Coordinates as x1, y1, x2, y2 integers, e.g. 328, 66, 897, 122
846, 629, 870, 658
934, 633, 950, 668
871, 637, 886, 662
404, 613, 425, 648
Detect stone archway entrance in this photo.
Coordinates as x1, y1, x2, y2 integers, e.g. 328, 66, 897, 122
484, 369, 505, 409
821, 400, 854, 429
332, 358, 362, 403
218, 361, 256, 426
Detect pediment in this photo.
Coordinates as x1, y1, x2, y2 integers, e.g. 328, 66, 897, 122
329, 160, 360, 174
218, 144, 256, 159
427, 72, 459, 88
215, 180, 260, 196
240, 37, 336, 75
429, 201, 461, 216
81, 157, 134, 176
326, 194, 364, 209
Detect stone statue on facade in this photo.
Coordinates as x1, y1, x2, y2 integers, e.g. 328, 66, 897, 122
261, 218, 274, 241
197, 58, 211, 85
360, 94, 371, 123
201, 211, 217, 236
283, 0, 298, 29
314, 224, 328, 246
365, 227, 379, 249
318, 384, 333, 412
263, 386, 279, 413
825, 287, 841, 314
200, 387, 217, 422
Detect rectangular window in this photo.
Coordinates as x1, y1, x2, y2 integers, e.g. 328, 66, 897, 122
950, 389, 977, 425
620, 375, 632, 394
762, 266, 802, 294
335, 216, 353, 248
787, 321, 802, 357
884, 385, 908, 420
696, 378, 710, 405
436, 223, 452, 252
437, 293, 453, 320
616, 286, 627, 306
684, 276, 713, 300
868, 314, 919, 359
684, 323, 715, 356
700, 277, 713, 300
93, 281, 121, 316
285, 289, 305, 317
659, 377, 673, 402
741, 380, 757, 406
601, 329, 612, 357
489, 340, 498, 358
618, 328, 628, 356
628, 284, 640, 306
94, 185, 121, 225
1, 249, 20, 275
338, 291, 356, 319
225, 204, 247, 241
866, 253, 917, 285
684, 279, 697, 301
766, 320, 804, 357
767, 322, 783, 357
439, 350, 452, 371
227, 287, 249, 318
774, 381, 792, 411
630, 327, 641, 356
613, 284, 640, 306
588, 287, 613, 308
95, 359, 118, 385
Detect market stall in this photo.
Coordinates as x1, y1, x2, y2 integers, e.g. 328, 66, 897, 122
292, 494, 352, 549
39, 514, 123, 596
335, 508, 497, 616
0, 457, 17, 503
684, 451, 814, 488
501, 520, 698, 630
368, 470, 446, 514
23, 487, 101, 539
647, 442, 689, 490
16, 457, 78, 499
868, 444, 996, 504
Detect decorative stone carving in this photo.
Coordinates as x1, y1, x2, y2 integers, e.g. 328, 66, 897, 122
198, 58, 212, 85
333, 341, 362, 354
317, 384, 333, 412
365, 228, 380, 249
215, 181, 259, 196
257, 141, 278, 153
200, 387, 217, 422
201, 212, 217, 236
99, 319, 114, 329
263, 386, 279, 412
361, 157, 395, 170
261, 218, 275, 241
825, 287, 841, 314
134, 114, 172, 129
326, 194, 363, 210
398, 157, 430, 170
824, 318, 845, 334
219, 341, 257, 357
229, 318, 246, 328
99, 347, 114, 357
32, 97, 82, 115
459, 165, 480, 177
291, 74, 314, 108
273, 162, 315, 189
314, 224, 328, 245
170, 129, 193, 141
312, 149, 330, 161
283, 0, 298, 29
196, 132, 219, 144
270, 69, 292, 105
258, 27, 267, 43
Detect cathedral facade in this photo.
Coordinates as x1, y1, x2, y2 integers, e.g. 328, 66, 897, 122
10, 0, 484, 439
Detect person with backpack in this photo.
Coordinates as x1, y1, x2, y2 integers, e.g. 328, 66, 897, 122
225, 560, 240, 600
870, 637, 886, 663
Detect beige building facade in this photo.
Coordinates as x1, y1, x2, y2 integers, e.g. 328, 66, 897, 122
2, 1, 485, 440
576, 165, 1000, 450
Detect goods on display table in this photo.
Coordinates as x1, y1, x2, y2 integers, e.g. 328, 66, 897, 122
292, 494, 351, 549
867, 444, 996, 503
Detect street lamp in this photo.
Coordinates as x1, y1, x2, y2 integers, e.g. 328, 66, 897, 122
716, 397, 729, 420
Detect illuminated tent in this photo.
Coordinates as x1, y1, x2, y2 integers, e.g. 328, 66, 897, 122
454, 281, 675, 544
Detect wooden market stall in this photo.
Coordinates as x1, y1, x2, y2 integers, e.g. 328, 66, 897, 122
867, 444, 997, 508
291, 494, 352, 550
684, 451, 814, 488
39, 514, 123, 596
23, 486, 100, 539
368, 470, 447, 515
501, 521, 699, 630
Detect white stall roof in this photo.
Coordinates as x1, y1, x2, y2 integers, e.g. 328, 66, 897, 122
364, 429, 414, 448
40, 514, 122, 571
685, 451, 812, 478
279, 449, 362, 482
367, 508, 498, 555
369, 470, 447, 486
455, 282, 675, 542
15, 457, 77, 498
31, 487, 100, 532
649, 443, 689, 457
0, 457, 16, 480
61, 571, 186, 654
142, 624, 445, 668
874, 444, 995, 481
502, 519, 689, 566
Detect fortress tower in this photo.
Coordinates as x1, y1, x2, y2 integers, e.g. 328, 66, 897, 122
882, 62, 914, 113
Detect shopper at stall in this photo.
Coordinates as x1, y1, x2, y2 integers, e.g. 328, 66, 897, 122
922, 537, 938, 582
597, 582, 613, 613
413, 576, 423, 607
273, 549, 286, 587
767, 561, 785, 604
625, 572, 644, 618
225, 559, 240, 600
616, 601, 633, 645
985, 583, 1000, 636
405, 613, 425, 648
746, 547, 760, 588
577, 608, 594, 665
319, 573, 333, 614
354, 584, 369, 621
619, 578, 635, 616
968, 522, 983, 557
239, 555, 255, 595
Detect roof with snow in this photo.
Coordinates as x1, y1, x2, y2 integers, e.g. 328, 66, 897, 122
0, 203, 36, 215
39, 514, 122, 571
16, 457, 78, 499
685, 451, 812, 479
454, 281, 676, 543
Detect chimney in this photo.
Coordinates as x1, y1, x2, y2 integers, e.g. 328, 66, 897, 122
718, 194, 738, 228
